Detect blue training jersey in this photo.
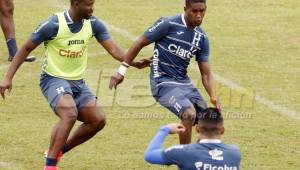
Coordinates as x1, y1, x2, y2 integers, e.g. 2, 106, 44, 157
162, 141, 241, 170
144, 14, 209, 83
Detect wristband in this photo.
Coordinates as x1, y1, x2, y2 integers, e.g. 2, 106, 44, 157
118, 65, 128, 76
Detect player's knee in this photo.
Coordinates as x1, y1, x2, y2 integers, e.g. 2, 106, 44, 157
96, 118, 106, 131
182, 107, 196, 122
1, 2, 14, 17
61, 111, 78, 123
56, 94, 77, 122
93, 116, 106, 132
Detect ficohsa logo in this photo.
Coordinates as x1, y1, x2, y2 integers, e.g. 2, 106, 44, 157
195, 162, 238, 170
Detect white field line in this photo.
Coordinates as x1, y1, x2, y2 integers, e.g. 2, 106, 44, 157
104, 22, 137, 41
88, 51, 107, 57
213, 74, 300, 120
103, 22, 155, 52
47, 0, 300, 120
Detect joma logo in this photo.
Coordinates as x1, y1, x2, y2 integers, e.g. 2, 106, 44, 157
68, 40, 85, 46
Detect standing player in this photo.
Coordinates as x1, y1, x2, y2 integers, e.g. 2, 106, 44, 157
0, 0, 150, 169
0, 0, 35, 62
110, 0, 220, 144
144, 108, 241, 170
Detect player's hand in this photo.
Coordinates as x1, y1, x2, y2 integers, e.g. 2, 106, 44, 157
166, 123, 186, 134
0, 78, 12, 100
109, 73, 124, 90
211, 97, 221, 111
131, 57, 152, 69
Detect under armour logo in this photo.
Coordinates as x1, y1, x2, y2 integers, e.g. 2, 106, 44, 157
209, 149, 224, 161
177, 31, 184, 35
56, 86, 65, 94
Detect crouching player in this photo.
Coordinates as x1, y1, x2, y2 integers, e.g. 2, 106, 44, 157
144, 108, 241, 170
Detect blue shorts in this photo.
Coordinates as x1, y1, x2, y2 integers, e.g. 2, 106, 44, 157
40, 73, 96, 112
151, 80, 207, 119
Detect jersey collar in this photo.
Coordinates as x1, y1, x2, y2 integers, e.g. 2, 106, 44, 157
181, 13, 187, 27
65, 10, 85, 24
199, 139, 222, 143
65, 10, 74, 24
181, 13, 198, 30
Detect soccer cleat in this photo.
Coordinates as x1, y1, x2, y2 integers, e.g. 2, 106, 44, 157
44, 150, 63, 162
43, 166, 58, 170
8, 56, 36, 62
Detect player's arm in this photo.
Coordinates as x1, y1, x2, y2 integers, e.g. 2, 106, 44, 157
109, 17, 170, 89
100, 37, 152, 68
108, 36, 151, 89
0, 15, 57, 99
196, 34, 221, 110
99, 37, 152, 70
92, 18, 125, 62
93, 17, 151, 68
144, 123, 185, 165
0, 39, 38, 99
123, 36, 151, 66
100, 38, 125, 62
124, 17, 171, 66
198, 61, 220, 110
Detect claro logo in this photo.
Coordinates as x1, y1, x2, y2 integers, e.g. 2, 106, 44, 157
168, 44, 196, 59
59, 46, 86, 58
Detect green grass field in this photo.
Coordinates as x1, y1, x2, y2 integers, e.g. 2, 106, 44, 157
0, 0, 300, 169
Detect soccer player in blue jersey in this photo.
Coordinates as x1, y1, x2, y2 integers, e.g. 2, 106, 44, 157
0, 0, 35, 62
110, 0, 220, 144
144, 108, 241, 170
0, 0, 150, 170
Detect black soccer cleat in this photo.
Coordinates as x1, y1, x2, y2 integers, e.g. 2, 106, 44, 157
8, 56, 36, 62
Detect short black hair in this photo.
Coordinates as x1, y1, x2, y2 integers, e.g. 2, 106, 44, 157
70, 0, 79, 5
197, 108, 223, 135
186, 0, 206, 6
198, 108, 223, 124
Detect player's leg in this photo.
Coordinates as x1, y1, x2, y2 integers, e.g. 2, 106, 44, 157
47, 94, 78, 159
152, 83, 195, 144
0, 0, 14, 40
57, 82, 105, 154
152, 82, 206, 144
40, 74, 77, 169
0, 0, 16, 59
0, 0, 35, 62
180, 86, 207, 144
65, 100, 106, 151
179, 106, 196, 144
49, 123, 59, 153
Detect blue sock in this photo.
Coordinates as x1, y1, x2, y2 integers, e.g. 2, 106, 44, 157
61, 144, 71, 154
45, 158, 57, 166
6, 38, 18, 57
